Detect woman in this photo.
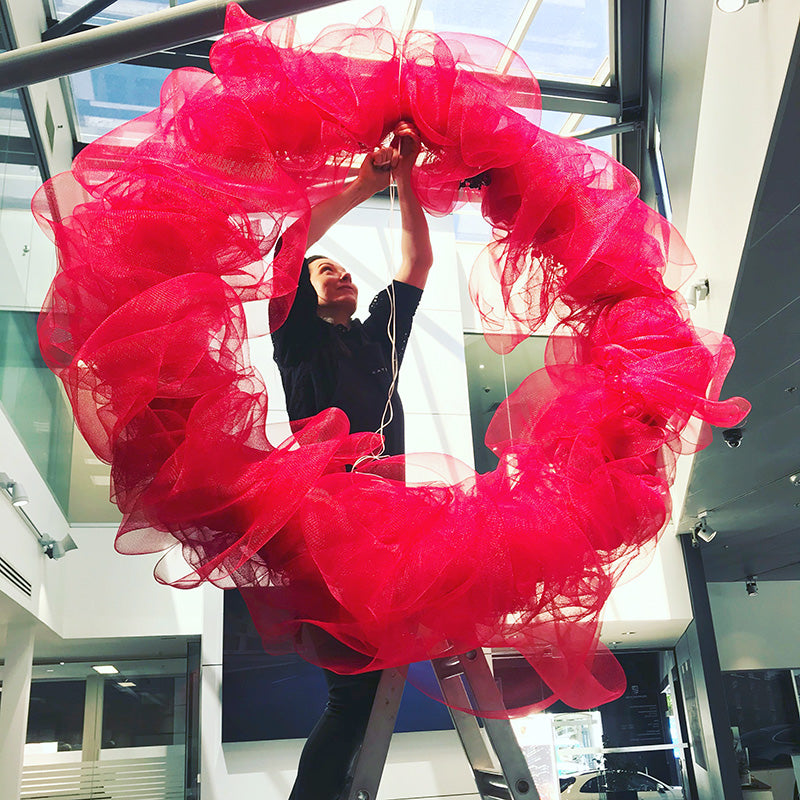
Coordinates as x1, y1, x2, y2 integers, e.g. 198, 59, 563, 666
271, 122, 434, 800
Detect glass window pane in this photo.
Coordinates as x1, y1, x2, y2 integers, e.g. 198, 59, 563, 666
415, 0, 521, 43
54, 0, 195, 25
102, 676, 185, 749
26, 680, 86, 752
517, 0, 609, 83
0, 88, 32, 138
0, 161, 40, 211
69, 63, 170, 142
0, 311, 73, 514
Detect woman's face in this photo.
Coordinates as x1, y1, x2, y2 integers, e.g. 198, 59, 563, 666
308, 257, 358, 320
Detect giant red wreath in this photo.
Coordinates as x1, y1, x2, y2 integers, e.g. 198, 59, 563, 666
33, 4, 748, 714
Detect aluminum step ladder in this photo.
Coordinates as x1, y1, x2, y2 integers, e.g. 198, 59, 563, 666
344, 649, 541, 800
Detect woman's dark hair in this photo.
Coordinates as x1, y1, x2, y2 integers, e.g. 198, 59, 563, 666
291, 254, 328, 314
302, 254, 327, 280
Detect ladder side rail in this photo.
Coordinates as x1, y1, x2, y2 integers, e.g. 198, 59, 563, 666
432, 658, 496, 773
345, 666, 407, 800
457, 651, 542, 800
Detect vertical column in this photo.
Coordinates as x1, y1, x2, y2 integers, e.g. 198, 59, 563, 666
199, 585, 225, 800
680, 536, 742, 800
81, 674, 104, 763
0, 618, 36, 800
78, 674, 104, 797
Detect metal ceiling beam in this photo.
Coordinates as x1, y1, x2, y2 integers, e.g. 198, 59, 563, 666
538, 79, 620, 117
0, 0, 345, 93
572, 119, 642, 142
506, 0, 545, 55
42, 0, 121, 41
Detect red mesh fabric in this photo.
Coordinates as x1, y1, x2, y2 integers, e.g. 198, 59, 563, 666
33, 4, 749, 715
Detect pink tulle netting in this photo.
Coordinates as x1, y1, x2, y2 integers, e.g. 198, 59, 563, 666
33, 3, 749, 715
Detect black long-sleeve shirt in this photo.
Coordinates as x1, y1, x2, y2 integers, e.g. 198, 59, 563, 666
271, 275, 422, 456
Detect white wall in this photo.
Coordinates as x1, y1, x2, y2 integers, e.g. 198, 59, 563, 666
0, 404, 203, 647
709, 580, 800, 672
0, 406, 69, 633
0, 207, 59, 311
53, 526, 204, 641
685, 0, 800, 340
661, 0, 800, 536
602, 523, 693, 647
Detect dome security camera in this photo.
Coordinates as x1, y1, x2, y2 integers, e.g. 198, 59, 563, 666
722, 428, 743, 448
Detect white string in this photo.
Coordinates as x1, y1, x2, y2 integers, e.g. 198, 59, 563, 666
501, 350, 513, 442
352, 168, 401, 471
353, 42, 406, 471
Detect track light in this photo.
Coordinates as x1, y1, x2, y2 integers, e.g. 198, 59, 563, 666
693, 516, 717, 544
687, 279, 709, 308
39, 534, 79, 560
0, 471, 29, 507
745, 575, 758, 597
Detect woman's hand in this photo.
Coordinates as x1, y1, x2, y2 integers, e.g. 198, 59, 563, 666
354, 145, 400, 196
391, 122, 422, 182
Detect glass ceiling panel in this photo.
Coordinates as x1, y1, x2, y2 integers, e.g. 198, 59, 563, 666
415, 0, 521, 44
516, 0, 609, 83
294, 0, 411, 40
0, 163, 40, 209
71, 63, 169, 141
0, 88, 31, 138
54, 0, 195, 25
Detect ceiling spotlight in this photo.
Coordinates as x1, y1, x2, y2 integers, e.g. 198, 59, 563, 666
745, 575, 758, 597
39, 533, 79, 560
790, 473, 800, 487
716, 0, 762, 11
687, 278, 709, 308
693, 517, 717, 544
0, 471, 29, 507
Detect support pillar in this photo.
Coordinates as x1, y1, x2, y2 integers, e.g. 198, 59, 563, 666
0, 618, 36, 800
680, 536, 743, 800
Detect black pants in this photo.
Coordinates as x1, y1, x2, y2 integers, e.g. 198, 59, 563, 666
288, 668, 383, 800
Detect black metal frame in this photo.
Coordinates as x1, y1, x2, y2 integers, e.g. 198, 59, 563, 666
613, 0, 646, 179
42, 0, 121, 41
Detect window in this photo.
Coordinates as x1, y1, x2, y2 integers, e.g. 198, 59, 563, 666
102, 676, 186, 749
26, 680, 86, 752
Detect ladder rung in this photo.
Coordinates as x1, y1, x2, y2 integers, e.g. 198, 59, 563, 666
474, 768, 511, 800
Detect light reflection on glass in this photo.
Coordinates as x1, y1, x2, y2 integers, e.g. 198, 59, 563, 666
415, 0, 521, 43
517, 0, 609, 83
